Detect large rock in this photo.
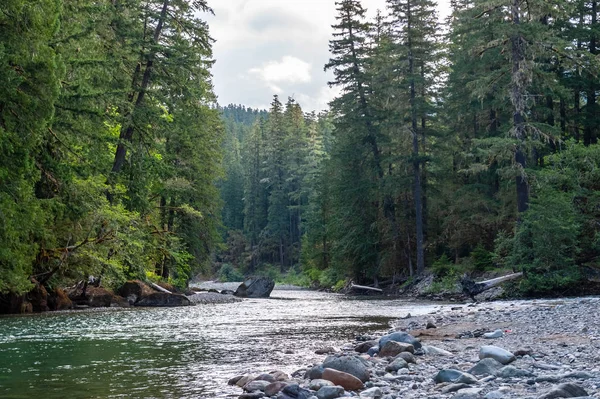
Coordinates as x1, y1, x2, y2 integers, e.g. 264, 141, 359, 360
316, 385, 345, 399
136, 292, 191, 307
321, 368, 364, 391
379, 332, 421, 350
277, 384, 312, 399
68, 285, 117, 307
468, 358, 504, 376
379, 340, 415, 357
322, 355, 370, 382
479, 346, 516, 365
235, 276, 275, 298
355, 340, 378, 354
265, 382, 288, 396
385, 358, 408, 372
117, 280, 156, 305
433, 369, 478, 384
48, 288, 72, 311
244, 380, 271, 392
538, 383, 588, 399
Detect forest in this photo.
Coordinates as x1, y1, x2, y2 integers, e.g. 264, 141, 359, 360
1, 0, 600, 301
217, 0, 600, 295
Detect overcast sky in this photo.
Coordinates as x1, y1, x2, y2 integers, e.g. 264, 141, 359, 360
205, 0, 451, 112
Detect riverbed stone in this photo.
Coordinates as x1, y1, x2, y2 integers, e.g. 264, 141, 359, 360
379, 340, 415, 357
360, 387, 383, 398
254, 373, 276, 383
239, 393, 264, 399
306, 365, 324, 380
385, 358, 408, 372
237, 375, 257, 388
434, 369, 479, 384
537, 383, 588, 399
479, 346, 516, 365
315, 346, 337, 355
322, 355, 370, 382
309, 379, 334, 391
270, 370, 290, 381
265, 382, 288, 396
279, 384, 312, 399
322, 368, 365, 391
394, 351, 416, 364
244, 380, 271, 392
483, 330, 504, 339
495, 365, 533, 378
355, 340, 378, 354
316, 385, 345, 399
453, 388, 483, 399
422, 345, 452, 356
379, 332, 422, 350
468, 358, 504, 376
234, 276, 275, 298
441, 384, 471, 394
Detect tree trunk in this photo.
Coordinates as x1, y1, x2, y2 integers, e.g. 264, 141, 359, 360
407, 0, 425, 275
511, 0, 529, 214
110, 0, 170, 175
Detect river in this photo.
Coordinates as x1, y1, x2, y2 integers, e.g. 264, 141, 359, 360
0, 286, 442, 399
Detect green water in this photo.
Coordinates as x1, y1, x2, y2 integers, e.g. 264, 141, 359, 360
0, 290, 439, 398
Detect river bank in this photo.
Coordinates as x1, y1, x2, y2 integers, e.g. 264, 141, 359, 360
229, 296, 600, 399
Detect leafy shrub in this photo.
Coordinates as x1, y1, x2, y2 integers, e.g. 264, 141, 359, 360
470, 244, 495, 271
431, 254, 454, 277
217, 263, 244, 282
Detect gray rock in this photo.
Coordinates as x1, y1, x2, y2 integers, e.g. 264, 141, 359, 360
244, 380, 271, 392
235, 277, 275, 298
483, 330, 504, 339
453, 388, 483, 399
441, 384, 471, 393
316, 386, 345, 399
385, 358, 408, 372
322, 355, 371, 382
379, 340, 415, 357
426, 319, 437, 329
433, 369, 479, 384
360, 387, 383, 398
135, 292, 191, 307
537, 383, 588, 399
422, 345, 452, 356
279, 384, 312, 399
479, 346, 516, 365
315, 346, 337, 355
306, 365, 324, 380
485, 388, 510, 399
309, 379, 334, 391
394, 352, 416, 364
367, 346, 379, 356
355, 340, 378, 354
468, 358, 504, 376
240, 393, 265, 399
495, 365, 534, 378
379, 332, 421, 350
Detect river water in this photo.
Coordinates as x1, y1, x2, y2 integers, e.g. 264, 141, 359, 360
0, 286, 441, 399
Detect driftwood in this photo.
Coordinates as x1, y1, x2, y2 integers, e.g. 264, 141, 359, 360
461, 272, 523, 301
350, 283, 383, 293
150, 282, 172, 294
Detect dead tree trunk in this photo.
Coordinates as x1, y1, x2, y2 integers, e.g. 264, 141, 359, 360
461, 272, 523, 301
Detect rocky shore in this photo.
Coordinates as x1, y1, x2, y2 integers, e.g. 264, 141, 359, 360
229, 297, 600, 399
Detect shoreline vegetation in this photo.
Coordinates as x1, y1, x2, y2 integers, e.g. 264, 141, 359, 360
3, 0, 600, 315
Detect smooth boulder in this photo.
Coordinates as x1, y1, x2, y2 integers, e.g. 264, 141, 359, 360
321, 368, 365, 391
434, 369, 479, 384
322, 355, 370, 382
379, 340, 415, 357
479, 345, 516, 365
235, 277, 275, 298
379, 332, 421, 350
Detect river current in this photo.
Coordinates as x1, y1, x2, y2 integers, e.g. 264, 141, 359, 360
0, 285, 441, 399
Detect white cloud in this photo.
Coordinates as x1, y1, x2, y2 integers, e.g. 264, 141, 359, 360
249, 56, 312, 85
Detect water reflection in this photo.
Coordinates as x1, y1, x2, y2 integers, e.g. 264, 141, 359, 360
0, 290, 439, 398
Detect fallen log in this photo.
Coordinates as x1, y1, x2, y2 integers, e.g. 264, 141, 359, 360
460, 272, 523, 301
150, 282, 172, 294
350, 283, 383, 293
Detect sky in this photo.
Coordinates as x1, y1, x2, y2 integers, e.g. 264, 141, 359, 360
204, 0, 451, 112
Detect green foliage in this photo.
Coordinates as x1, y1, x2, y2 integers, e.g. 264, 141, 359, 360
430, 255, 454, 277
470, 244, 495, 272
217, 264, 244, 283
